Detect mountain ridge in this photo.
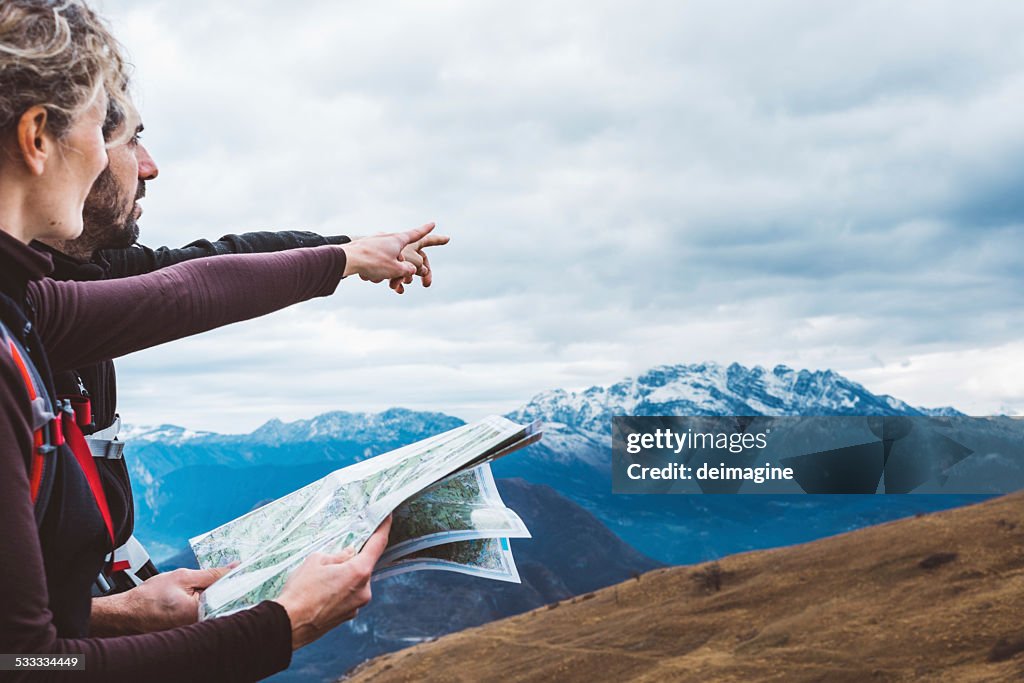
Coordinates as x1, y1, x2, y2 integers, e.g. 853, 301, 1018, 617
123, 362, 963, 445
345, 490, 1024, 683
126, 361, 982, 566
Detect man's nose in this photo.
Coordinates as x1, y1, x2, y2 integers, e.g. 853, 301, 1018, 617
137, 143, 159, 180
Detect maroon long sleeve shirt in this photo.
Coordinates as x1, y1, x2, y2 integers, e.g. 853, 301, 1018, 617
0, 228, 348, 681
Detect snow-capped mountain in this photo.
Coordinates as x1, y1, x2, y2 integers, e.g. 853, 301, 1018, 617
502, 362, 960, 468
509, 362, 951, 431
125, 362, 956, 450
125, 361, 979, 564
124, 362, 961, 495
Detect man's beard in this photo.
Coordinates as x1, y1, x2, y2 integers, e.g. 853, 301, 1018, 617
81, 167, 143, 254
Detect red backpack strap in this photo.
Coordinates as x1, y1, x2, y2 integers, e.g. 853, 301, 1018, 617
60, 403, 115, 546
0, 322, 56, 508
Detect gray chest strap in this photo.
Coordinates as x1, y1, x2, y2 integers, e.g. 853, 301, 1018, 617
85, 415, 125, 460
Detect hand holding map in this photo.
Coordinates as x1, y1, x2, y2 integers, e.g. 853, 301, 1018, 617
275, 515, 392, 649
190, 416, 542, 619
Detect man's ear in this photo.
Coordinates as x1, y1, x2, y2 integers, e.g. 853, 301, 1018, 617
16, 106, 51, 176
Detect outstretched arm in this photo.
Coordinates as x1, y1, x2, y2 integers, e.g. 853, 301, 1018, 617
100, 231, 352, 278
33, 223, 437, 373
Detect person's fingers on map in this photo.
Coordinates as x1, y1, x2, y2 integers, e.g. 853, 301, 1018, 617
352, 515, 392, 573
275, 551, 367, 648
325, 548, 357, 565
120, 568, 220, 632
317, 544, 378, 624
189, 564, 234, 593
324, 516, 394, 620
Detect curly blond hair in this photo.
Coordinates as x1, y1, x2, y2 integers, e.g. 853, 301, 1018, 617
0, 0, 135, 147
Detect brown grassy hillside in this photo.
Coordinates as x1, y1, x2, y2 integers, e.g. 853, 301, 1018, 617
346, 493, 1024, 682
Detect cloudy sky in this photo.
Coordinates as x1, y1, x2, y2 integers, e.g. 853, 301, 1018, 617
93, 0, 1024, 431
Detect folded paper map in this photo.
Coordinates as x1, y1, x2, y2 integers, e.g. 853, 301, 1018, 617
191, 416, 542, 619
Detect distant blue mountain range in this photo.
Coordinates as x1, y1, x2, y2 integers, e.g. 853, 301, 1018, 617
131, 361, 989, 681
126, 362, 982, 565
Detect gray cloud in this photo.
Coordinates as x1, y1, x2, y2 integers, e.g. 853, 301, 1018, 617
90, 0, 1024, 429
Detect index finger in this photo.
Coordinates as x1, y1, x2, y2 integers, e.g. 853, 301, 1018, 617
419, 234, 450, 249
356, 515, 392, 566
401, 222, 436, 246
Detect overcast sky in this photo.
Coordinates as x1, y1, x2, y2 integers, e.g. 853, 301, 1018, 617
92, 0, 1024, 431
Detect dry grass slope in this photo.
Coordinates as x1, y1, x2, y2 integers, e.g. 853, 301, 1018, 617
346, 492, 1024, 682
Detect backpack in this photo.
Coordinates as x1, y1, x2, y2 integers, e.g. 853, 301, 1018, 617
0, 319, 114, 545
